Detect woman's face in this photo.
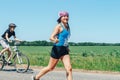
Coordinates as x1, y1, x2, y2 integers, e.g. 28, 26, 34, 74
61, 15, 69, 24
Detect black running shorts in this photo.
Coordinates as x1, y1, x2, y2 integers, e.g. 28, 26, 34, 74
51, 46, 69, 59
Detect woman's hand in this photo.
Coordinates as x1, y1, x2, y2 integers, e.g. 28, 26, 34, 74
54, 38, 59, 43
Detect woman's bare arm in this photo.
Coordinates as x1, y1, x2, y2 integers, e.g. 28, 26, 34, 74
49, 24, 60, 43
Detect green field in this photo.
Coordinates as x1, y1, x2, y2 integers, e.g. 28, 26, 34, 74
1, 46, 120, 72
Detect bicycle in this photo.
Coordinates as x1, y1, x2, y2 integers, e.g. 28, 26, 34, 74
0, 40, 30, 73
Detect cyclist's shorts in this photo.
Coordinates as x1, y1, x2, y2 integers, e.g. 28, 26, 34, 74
51, 46, 69, 59
0, 39, 10, 49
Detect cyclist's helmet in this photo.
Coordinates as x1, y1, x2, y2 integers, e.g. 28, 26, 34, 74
9, 23, 17, 28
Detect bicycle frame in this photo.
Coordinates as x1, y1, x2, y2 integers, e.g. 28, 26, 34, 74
0, 41, 30, 73
12, 42, 23, 64
3, 41, 21, 64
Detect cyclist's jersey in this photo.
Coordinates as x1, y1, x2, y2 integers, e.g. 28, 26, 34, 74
54, 23, 70, 47
2, 29, 15, 39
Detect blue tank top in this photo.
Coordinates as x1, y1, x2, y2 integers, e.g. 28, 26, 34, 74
54, 23, 70, 46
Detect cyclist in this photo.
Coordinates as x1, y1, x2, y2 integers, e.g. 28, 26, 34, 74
0, 23, 19, 64
32, 11, 73, 80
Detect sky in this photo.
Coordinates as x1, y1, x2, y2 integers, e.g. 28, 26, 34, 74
0, 0, 120, 43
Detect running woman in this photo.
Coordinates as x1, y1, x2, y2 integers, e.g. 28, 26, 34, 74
32, 11, 73, 80
0, 23, 19, 64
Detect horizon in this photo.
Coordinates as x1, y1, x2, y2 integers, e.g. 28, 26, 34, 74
23, 40, 120, 44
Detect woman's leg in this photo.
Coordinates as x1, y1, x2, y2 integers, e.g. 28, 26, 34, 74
35, 57, 59, 79
61, 55, 73, 80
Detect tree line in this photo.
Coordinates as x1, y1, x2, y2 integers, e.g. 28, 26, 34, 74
9, 40, 120, 46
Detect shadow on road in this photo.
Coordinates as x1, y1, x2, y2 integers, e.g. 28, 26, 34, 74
1, 69, 34, 74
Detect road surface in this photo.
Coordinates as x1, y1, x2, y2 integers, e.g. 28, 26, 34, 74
0, 67, 120, 80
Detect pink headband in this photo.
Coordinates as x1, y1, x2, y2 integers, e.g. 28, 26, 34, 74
58, 11, 69, 17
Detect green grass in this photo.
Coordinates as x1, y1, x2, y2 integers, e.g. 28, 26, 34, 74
1, 46, 120, 71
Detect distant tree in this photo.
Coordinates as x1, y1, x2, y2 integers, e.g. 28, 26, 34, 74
9, 40, 120, 46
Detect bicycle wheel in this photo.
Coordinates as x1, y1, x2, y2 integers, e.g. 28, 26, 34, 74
14, 52, 30, 73
0, 56, 5, 70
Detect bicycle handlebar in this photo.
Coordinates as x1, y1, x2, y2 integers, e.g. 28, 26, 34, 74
11, 40, 23, 46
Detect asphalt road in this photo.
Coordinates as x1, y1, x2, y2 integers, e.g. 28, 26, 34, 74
0, 67, 120, 80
